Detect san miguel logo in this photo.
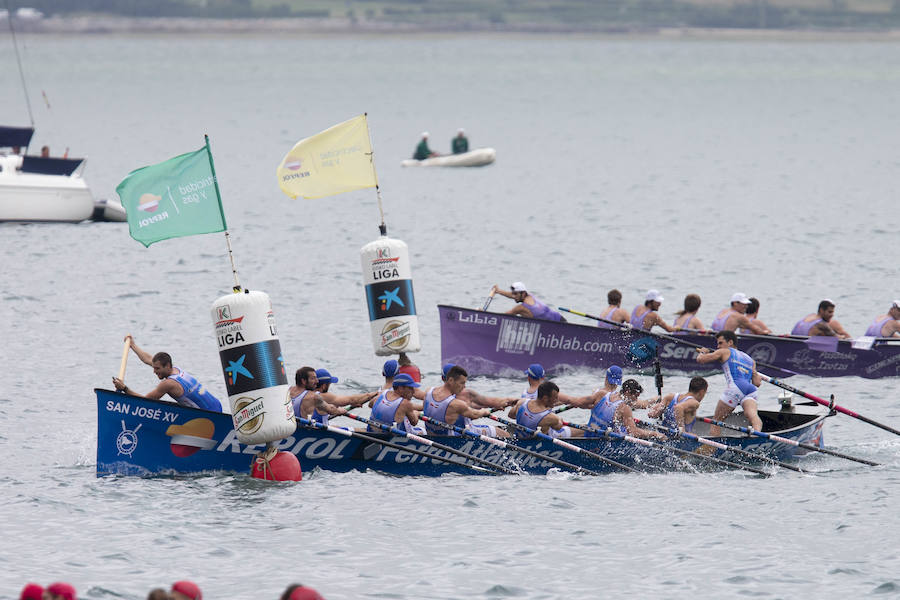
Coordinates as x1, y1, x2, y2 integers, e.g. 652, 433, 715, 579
215, 304, 245, 347
233, 396, 265, 435
381, 320, 411, 351
371, 247, 400, 280
166, 418, 217, 457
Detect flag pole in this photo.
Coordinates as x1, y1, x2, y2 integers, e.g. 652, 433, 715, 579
364, 113, 387, 236
204, 134, 241, 293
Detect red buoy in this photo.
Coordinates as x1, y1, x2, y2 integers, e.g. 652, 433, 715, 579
251, 448, 302, 482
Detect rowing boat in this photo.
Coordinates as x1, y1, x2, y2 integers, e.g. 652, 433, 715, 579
439, 305, 900, 379
96, 388, 827, 477
400, 148, 495, 168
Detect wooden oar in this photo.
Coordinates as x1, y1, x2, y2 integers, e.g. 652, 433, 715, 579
117, 337, 131, 381
487, 414, 638, 473
635, 418, 806, 473
419, 415, 602, 476
343, 413, 516, 474
481, 288, 496, 311
558, 419, 770, 476
696, 416, 879, 466
558, 307, 799, 377
758, 374, 900, 437
297, 417, 499, 475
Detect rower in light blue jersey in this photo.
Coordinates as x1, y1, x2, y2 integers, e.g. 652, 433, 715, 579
112, 334, 223, 412
649, 377, 709, 433
695, 330, 763, 436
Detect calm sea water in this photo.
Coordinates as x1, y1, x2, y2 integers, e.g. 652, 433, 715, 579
2, 34, 900, 599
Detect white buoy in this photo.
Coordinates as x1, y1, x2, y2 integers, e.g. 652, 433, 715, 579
211, 289, 295, 445
360, 235, 421, 356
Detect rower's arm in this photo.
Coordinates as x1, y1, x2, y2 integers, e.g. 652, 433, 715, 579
653, 314, 675, 333
316, 394, 347, 417
126, 335, 154, 366
696, 347, 725, 364
400, 400, 419, 426
830, 319, 852, 340
464, 389, 515, 409
491, 285, 515, 300
647, 394, 673, 419
566, 392, 598, 409
507, 399, 524, 420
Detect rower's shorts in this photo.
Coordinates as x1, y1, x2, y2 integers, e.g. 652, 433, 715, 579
549, 426, 573, 438
469, 423, 498, 437
720, 383, 759, 408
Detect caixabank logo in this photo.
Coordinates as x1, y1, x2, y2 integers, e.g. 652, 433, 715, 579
365, 279, 416, 321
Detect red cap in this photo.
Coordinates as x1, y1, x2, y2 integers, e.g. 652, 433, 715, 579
46, 582, 77, 600
289, 586, 325, 600
19, 583, 44, 600
171, 581, 202, 600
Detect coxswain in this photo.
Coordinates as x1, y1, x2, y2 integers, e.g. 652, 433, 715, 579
710, 293, 768, 334
791, 299, 851, 339
491, 281, 565, 322
368, 373, 422, 433
630, 289, 674, 332
673, 293, 704, 332
648, 376, 709, 432
423, 365, 510, 438
596, 289, 629, 329
738, 297, 772, 335
695, 330, 763, 435
864, 301, 900, 338
310, 368, 376, 425
112, 335, 222, 412
290, 366, 347, 421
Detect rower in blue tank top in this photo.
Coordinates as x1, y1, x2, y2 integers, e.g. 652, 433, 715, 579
368, 373, 421, 433
649, 377, 709, 434
510, 381, 572, 438
491, 281, 565, 322
111, 335, 223, 412
423, 365, 494, 436
696, 330, 763, 436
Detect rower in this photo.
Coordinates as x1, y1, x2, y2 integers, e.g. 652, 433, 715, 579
864, 300, 900, 338
579, 378, 664, 440
512, 381, 569, 438
368, 373, 422, 433
290, 366, 347, 421
630, 289, 674, 332
491, 281, 565, 322
111, 335, 222, 412
696, 330, 763, 435
673, 293, 704, 333
596, 288, 629, 329
738, 297, 772, 335
310, 368, 376, 426
791, 299, 851, 339
423, 365, 509, 437
648, 376, 709, 433
710, 293, 768, 334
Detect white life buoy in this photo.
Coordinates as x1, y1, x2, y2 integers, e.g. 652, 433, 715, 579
360, 236, 421, 356
211, 289, 295, 445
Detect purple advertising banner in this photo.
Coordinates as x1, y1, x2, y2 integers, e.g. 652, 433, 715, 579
438, 305, 900, 379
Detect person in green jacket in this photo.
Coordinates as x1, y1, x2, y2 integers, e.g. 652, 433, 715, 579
413, 132, 438, 160
452, 128, 469, 154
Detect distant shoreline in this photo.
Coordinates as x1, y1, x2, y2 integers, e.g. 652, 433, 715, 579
8, 15, 900, 39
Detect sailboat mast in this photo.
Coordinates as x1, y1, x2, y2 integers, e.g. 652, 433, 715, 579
5, 0, 36, 129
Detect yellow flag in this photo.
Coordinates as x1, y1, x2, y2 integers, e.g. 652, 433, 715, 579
277, 114, 378, 200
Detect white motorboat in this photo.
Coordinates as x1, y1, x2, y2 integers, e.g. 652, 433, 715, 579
0, 127, 96, 223
401, 147, 496, 168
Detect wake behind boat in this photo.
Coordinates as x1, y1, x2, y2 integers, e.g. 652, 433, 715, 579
401, 147, 496, 168
439, 305, 900, 379
95, 388, 827, 477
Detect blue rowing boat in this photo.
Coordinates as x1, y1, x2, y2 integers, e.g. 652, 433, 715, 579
96, 388, 828, 477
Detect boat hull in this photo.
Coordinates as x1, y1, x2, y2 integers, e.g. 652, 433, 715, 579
439, 305, 900, 379
0, 171, 94, 223
401, 148, 495, 168
96, 389, 826, 477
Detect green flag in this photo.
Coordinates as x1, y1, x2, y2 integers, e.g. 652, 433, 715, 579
116, 145, 227, 247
